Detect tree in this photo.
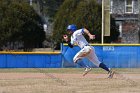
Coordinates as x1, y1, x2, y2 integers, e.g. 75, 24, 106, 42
53, 0, 119, 45
0, 0, 46, 51
43, 0, 65, 22
104, 17, 120, 43
53, 0, 81, 44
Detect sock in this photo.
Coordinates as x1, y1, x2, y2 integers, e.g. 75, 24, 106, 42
99, 63, 110, 72
76, 59, 88, 68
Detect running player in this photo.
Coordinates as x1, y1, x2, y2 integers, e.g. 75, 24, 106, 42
63, 24, 114, 78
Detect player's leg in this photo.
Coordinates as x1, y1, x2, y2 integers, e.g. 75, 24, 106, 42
87, 47, 114, 78
73, 50, 88, 68
73, 48, 92, 76
73, 46, 92, 67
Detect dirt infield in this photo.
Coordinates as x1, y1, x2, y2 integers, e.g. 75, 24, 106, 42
0, 73, 140, 79
0, 72, 140, 93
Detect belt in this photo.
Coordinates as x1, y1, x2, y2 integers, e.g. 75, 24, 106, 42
82, 44, 90, 49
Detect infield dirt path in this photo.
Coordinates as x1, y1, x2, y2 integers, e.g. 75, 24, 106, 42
0, 73, 140, 93
0, 73, 139, 79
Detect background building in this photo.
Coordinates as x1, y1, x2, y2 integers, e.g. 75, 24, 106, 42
110, 0, 139, 43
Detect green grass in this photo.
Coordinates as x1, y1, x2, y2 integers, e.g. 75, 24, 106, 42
0, 68, 140, 74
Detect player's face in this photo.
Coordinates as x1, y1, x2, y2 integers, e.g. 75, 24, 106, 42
67, 30, 73, 35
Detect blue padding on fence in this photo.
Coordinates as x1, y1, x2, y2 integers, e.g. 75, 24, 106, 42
137, 48, 140, 67
61, 45, 140, 68
0, 53, 62, 68
28, 55, 46, 68
7, 54, 28, 68
62, 45, 104, 68
0, 54, 6, 67
1, 45, 140, 68
50, 55, 62, 67
102, 46, 138, 68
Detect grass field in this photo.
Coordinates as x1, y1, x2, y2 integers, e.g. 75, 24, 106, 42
0, 68, 140, 93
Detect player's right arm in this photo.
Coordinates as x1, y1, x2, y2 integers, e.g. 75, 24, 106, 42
73, 28, 95, 40
83, 28, 95, 40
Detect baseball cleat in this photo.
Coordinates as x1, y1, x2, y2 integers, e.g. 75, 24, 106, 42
83, 68, 92, 76
108, 70, 115, 79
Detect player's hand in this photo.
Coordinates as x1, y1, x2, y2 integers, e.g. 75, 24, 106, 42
89, 35, 95, 40
63, 35, 69, 42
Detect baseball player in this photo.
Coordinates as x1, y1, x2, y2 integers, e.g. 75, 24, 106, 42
63, 24, 114, 78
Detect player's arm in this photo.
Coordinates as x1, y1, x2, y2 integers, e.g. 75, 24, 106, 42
63, 35, 73, 48
83, 28, 95, 40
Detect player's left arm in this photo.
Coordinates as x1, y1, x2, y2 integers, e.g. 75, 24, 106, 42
83, 28, 95, 40
63, 35, 73, 48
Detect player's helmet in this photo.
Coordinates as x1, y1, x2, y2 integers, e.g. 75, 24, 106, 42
67, 24, 77, 32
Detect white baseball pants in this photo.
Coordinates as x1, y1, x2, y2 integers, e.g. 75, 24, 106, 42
73, 46, 101, 67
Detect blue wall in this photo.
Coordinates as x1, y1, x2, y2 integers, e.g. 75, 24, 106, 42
0, 53, 62, 68
0, 44, 140, 68
61, 45, 140, 68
